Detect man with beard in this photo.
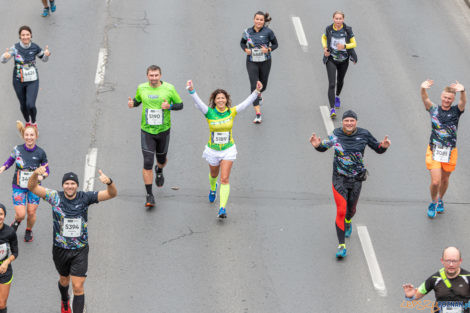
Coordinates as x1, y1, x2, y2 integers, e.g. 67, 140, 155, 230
28, 165, 117, 313
403, 247, 470, 313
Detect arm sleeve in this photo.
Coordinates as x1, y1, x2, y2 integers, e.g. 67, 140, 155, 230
169, 88, 183, 110
42, 151, 49, 176
367, 131, 387, 154
44, 188, 60, 206
0, 46, 14, 63
2, 157, 15, 170
321, 34, 327, 48
269, 31, 278, 51
87, 191, 100, 205
240, 37, 248, 50
345, 37, 357, 49
37, 49, 49, 62
9, 231, 18, 259
134, 87, 142, 107
190, 91, 209, 115
315, 138, 333, 152
234, 91, 258, 113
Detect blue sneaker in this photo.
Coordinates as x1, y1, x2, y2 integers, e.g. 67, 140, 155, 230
427, 202, 437, 218
336, 244, 347, 258
345, 221, 352, 238
436, 199, 444, 214
50, 1, 56, 12
209, 183, 217, 203
330, 108, 336, 119
335, 96, 341, 108
218, 207, 227, 219
41, 7, 50, 17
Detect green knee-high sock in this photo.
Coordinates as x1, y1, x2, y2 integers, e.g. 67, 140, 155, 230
220, 184, 230, 208
209, 173, 218, 191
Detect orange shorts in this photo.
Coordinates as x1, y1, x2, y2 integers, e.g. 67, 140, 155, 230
425, 145, 458, 172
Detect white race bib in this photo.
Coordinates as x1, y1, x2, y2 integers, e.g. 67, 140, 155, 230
22, 66, 38, 82
18, 170, 33, 189
251, 48, 266, 62
330, 37, 347, 51
61, 218, 82, 238
441, 305, 463, 313
146, 109, 163, 125
433, 146, 451, 163
0, 243, 8, 260
212, 132, 230, 144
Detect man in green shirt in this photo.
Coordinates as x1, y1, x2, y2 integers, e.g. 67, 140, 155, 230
128, 65, 183, 207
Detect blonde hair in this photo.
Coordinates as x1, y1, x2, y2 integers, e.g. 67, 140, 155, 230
16, 120, 38, 138
333, 10, 345, 18
443, 86, 456, 95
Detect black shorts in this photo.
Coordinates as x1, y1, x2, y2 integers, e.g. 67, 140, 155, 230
0, 263, 13, 285
141, 129, 170, 155
52, 245, 89, 277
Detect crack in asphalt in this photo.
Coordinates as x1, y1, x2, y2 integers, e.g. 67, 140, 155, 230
161, 226, 204, 245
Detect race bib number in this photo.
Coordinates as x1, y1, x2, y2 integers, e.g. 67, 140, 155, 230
433, 146, 451, 163
146, 109, 163, 126
251, 48, 266, 62
22, 66, 38, 82
18, 170, 33, 189
330, 37, 347, 51
61, 218, 82, 238
441, 305, 463, 313
0, 243, 8, 260
211, 132, 230, 145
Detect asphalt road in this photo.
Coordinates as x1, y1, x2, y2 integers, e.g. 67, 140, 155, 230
1, 0, 470, 312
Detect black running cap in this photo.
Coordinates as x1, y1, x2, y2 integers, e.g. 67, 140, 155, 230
62, 172, 79, 186
342, 110, 358, 120
0, 203, 6, 216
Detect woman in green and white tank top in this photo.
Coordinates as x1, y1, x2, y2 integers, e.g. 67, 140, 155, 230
186, 80, 262, 218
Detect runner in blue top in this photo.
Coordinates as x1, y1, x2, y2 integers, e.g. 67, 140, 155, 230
28, 166, 117, 313
0, 121, 48, 242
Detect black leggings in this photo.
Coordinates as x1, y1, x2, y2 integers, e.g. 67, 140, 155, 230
13, 79, 39, 123
326, 58, 349, 108
246, 58, 271, 106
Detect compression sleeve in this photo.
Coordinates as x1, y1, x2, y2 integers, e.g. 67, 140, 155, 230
9, 230, 18, 258
170, 102, 183, 110
321, 34, 327, 48
345, 37, 357, 49
190, 92, 209, 115
234, 91, 258, 113
2, 157, 15, 170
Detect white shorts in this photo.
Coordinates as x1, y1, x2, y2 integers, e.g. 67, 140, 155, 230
202, 145, 237, 166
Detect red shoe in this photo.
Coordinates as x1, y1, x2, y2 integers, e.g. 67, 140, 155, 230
25, 122, 32, 127
61, 300, 72, 313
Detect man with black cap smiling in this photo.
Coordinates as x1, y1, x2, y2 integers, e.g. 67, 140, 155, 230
310, 110, 391, 258
28, 165, 117, 313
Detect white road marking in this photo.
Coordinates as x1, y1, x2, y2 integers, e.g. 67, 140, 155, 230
83, 148, 98, 191
94, 48, 107, 85
319, 106, 335, 135
291, 16, 308, 49
357, 225, 387, 296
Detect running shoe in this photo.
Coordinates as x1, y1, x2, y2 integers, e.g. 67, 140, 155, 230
345, 221, 352, 238
61, 300, 72, 313
253, 115, 262, 124
427, 202, 437, 218
10, 220, 20, 232
145, 194, 155, 207
24, 229, 33, 242
50, 0, 56, 12
155, 166, 164, 187
436, 199, 444, 214
218, 207, 227, 219
209, 183, 217, 203
336, 244, 347, 258
330, 108, 336, 119
25, 122, 32, 127
41, 7, 50, 17
335, 96, 341, 108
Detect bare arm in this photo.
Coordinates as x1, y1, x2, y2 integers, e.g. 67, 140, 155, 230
420, 80, 434, 110
97, 170, 117, 201
28, 164, 48, 199
450, 81, 466, 112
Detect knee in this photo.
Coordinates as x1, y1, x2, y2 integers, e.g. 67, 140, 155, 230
0, 299, 7, 309
72, 282, 84, 295
15, 211, 26, 221
220, 176, 230, 185
143, 152, 154, 170
430, 180, 440, 189
156, 155, 167, 166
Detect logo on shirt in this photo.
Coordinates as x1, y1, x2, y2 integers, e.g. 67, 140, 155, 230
32, 157, 38, 159
148, 95, 159, 99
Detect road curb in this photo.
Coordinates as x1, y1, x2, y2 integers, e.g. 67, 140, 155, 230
465, 0, 470, 8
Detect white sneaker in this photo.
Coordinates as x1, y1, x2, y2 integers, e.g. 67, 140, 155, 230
253, 115, 262, 124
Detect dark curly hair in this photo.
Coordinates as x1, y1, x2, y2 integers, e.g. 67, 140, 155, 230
209, 89, 232, 109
